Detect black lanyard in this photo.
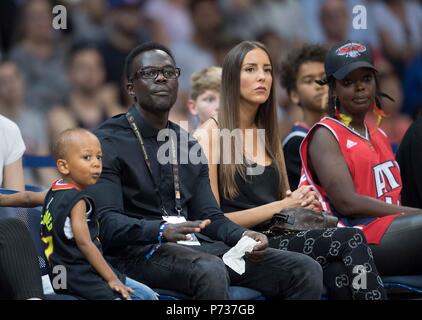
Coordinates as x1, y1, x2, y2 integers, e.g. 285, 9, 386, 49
126, 112, 182, 217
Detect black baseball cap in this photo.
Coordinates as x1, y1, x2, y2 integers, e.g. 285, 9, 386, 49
325, 40, 377, 80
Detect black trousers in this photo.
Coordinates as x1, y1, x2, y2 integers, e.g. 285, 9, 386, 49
370, 213, 422, 276
117, 242, 323, 300
0, 218, 44, 300
268, 227, 386, 300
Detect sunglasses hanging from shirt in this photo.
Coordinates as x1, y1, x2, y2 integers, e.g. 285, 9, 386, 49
126, 111, 200, 246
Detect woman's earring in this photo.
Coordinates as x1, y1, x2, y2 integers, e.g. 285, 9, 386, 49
334, 97, 352, 126
333, 96, 340, 118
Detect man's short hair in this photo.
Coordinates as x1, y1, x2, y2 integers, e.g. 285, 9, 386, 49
190, 66, 222, 100
280, 44, 327, 94
124, 42, 175, 81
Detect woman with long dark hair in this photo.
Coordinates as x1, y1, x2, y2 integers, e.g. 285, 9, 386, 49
195, 41, 386, 300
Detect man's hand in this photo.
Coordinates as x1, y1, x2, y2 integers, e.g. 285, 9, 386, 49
243, 230, 268, 262
162, 219, 211, 242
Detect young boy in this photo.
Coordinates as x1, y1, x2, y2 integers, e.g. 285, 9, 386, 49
0, 128, 158, 300
279, 45, 328, 190
187, 66, 222, 128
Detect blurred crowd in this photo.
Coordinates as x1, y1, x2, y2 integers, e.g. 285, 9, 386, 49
0, 0, 421, 188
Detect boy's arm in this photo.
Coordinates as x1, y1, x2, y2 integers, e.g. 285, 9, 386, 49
71, 200, 132, 299
70, 199, 120, 283
0, 191, 47, 207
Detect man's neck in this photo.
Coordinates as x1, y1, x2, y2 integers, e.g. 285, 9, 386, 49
136, 104, 169, 129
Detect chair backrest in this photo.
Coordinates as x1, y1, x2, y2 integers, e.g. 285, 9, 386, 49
0, 188, 18, 195
23, 155, 56, 168
25, 184, 47, 192
0, 206, 48, 276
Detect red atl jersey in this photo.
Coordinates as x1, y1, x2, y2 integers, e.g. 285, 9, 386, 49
299, 117, 402, 244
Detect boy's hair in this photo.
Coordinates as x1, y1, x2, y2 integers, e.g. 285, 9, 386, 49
124, 42, 175, 81
53, 128, 94, 161
279, 44, 327, 94
190, 66, 222, 100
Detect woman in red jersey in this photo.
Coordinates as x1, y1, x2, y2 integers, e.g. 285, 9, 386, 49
300, 40, 422, 276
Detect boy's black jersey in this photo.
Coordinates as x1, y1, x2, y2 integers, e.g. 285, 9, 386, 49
41, 179, 125, 299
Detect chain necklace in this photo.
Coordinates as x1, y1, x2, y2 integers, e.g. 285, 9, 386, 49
347, 123, 369, 141
347, 124, 369, 141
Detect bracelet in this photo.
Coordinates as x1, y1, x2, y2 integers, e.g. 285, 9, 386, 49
158, 222, 168, 243
145, 223, 168, 260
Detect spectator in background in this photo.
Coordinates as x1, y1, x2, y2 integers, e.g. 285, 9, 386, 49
220, 0, 307, 45
366, 57, 411, 154
99, 0, 151, 89
9, 0, 68, 112
187, 66, 222, 129
280, 45, 328, 190
403, 53, 422, 118
218, 0, 257, 40
48, 43, 123, 148
373, 0, 422, 76
0, 114, 25, 191
71, 0, 109, 44
171, 0, 222, 130
144, 0, 193, 46
0, 60, 56, 188
0, 0, 19, 54
301, 0, 379, 48
248, 0, 307, 45
319, 0, 349, 49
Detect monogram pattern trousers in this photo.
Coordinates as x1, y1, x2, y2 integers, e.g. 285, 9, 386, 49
268, 227, 387, 300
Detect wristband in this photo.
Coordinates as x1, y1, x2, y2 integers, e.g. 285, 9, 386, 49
145, 223, 168, 260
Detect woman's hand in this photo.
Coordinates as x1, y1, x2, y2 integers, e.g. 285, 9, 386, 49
282, 186, 321, 212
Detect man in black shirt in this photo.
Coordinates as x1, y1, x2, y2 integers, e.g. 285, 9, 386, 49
89, 42, 323, 299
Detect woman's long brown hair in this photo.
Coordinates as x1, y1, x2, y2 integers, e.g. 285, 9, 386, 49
218, 41, 289, 200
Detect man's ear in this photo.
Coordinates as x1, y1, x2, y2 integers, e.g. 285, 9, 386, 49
126, 82, 137, 101
290, 90, 300, 106
187, 99, 198, 116
56, 159, 69, 175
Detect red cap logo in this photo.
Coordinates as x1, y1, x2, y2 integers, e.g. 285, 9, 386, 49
336, 42, 367, 58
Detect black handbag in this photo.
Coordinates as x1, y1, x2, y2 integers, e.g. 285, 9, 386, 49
269, 208, 338, 233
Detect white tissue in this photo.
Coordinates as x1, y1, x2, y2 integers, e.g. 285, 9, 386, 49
222, 236, 258, 275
